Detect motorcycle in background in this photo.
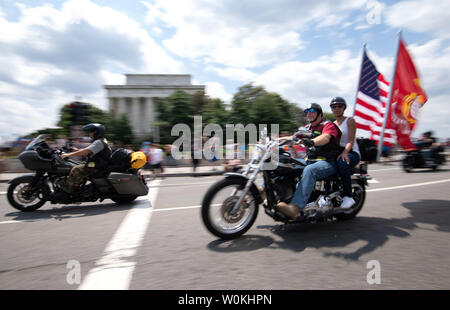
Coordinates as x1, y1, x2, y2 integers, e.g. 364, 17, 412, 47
402, 145, 446, 172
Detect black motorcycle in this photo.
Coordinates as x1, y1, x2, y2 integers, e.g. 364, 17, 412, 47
201, 133, 371, 240
402, 145, 446, 172
7, 135, 149, 212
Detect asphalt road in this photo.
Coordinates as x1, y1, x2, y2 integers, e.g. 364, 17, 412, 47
0, 161, 449, 290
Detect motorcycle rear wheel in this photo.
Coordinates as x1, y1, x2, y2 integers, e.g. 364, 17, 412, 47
334, 181, 366, 221
201, 178, 259, 240
111, 195, 138, 204
7, 180, 47, 212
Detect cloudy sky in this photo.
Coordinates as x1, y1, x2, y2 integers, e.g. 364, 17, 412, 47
1, 0, 449, 140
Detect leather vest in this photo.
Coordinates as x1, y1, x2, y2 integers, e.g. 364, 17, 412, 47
306, 119, 342, 161
87, 138, 112, 170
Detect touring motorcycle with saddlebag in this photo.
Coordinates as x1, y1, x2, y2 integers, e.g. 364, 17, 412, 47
7, 135, 149, 211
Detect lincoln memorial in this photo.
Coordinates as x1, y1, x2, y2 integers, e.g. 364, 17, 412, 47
104, 74, 205, 137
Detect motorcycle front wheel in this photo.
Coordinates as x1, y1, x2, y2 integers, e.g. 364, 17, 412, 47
201, 178, 259, 240
7, 179, 48, 212
402, 159, 413, 173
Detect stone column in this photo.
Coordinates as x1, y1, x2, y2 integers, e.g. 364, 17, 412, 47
117, 97, 127, 116
146, 97, 155, 134
131, 97, 140, 135
139, 98, 146, 135
108, 97, 114, 117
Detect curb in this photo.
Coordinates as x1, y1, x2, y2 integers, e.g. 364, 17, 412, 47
0, 170, 226, 183
0, 160, 405, 183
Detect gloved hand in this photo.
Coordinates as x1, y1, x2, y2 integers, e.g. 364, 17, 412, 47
302, 138, 314, 147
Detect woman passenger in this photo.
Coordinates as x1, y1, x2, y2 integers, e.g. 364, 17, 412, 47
330, 97, 361, 209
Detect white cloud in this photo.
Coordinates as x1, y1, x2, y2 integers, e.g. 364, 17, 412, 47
385, 0, 450, 38
0, 0, 185, 137
254, 50, 360, 110
205, 82, 232, 104
148, 0, 371, 68
163, 24, 303, 68
206, 66, 257, 83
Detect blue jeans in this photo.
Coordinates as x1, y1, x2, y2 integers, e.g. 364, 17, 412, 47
290, 160, 337, 209
335, 151, 360, 197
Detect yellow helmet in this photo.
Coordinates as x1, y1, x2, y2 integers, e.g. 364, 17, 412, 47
130, 152, 147, 169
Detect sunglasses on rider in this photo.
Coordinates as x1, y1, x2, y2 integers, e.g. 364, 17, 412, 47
304, 108, 317, 115
330, 104, 345, 109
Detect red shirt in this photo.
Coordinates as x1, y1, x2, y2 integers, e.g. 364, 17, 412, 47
310, 120, 340, 140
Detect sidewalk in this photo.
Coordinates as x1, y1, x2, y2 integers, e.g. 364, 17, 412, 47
0, 155, 408, 183
0, 165, 226, 183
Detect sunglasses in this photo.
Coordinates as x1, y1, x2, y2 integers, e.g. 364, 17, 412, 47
330, 104, 345, 109
304, 108, 317, 115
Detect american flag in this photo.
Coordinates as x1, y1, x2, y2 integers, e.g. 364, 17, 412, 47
354, 49, 396, 147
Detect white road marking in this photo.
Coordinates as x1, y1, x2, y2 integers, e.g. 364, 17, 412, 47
2, 179, 450, 226
368, 178, 380, 183
367, 179, 450, 192
0, 219, 40, 225
152, 205, 201, 212
148, 181, 214, 188
369, 167, 401, 172
78, 179, 161, 290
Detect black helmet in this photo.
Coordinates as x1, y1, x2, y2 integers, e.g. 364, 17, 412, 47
304, 103, 323, 124
82, 123, 105, 140
304, 102, 323, 116
330, 97, 347, 109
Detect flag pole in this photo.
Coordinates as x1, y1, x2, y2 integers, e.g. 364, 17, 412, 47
352, 43, 367, 118
376, 31, 402, 162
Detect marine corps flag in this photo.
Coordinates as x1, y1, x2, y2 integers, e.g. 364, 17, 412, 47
388, 38, 428, 151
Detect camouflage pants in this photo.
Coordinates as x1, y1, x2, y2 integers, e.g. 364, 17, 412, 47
63, 164, 98, 193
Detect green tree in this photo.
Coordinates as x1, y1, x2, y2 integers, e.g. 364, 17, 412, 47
202, 98, 229, 127
169, 90, 192, 126
230, 83, 304, 134
324, 112, 336, 122
230, 83, 267, 125
108, 114, 134, 145
191, 90, 208, 115
56, 102, 134, 145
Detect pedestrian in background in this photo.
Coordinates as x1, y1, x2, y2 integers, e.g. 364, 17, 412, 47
149, 143, 164, 177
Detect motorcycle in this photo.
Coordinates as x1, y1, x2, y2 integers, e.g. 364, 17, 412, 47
201, 131, 371, 240
7, 135, 149, 212
402, 146, 446, 172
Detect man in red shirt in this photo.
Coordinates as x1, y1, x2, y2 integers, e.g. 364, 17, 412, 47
277, 103, 341, 220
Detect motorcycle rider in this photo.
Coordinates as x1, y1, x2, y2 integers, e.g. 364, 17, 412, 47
414, 131, 437, 165
58, 123, 112, 195
277, 103, 341, 220
330, 97, 360, 209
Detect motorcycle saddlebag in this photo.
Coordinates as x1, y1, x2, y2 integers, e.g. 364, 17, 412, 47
108, 173, 149, 196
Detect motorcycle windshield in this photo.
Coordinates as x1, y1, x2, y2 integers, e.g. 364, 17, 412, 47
25, 135, 45, 150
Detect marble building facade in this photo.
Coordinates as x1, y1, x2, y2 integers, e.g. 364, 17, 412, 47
104, 74, 205, 137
